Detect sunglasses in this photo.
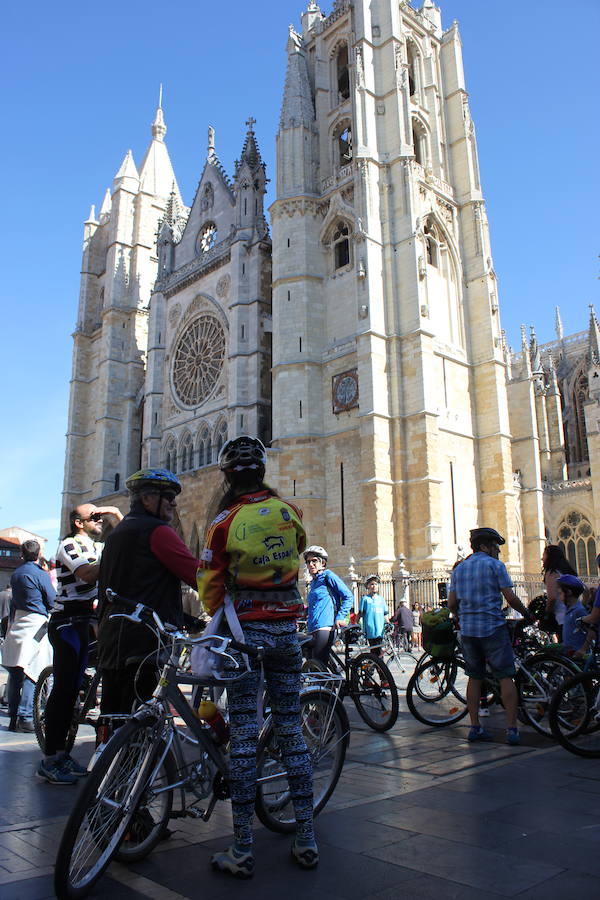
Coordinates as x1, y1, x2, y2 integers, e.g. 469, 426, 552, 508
80, 512, 103, 522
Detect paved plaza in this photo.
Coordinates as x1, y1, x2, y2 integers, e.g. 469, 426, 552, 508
1, 660, 600, 900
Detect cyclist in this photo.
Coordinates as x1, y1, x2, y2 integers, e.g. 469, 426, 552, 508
38, 502, 122, 785
197, 436, 317, 878
358, 575, 389, 655
448, 527, 533, 746
96, 468, 200, 719
556, 574, 588, 654
304, 546, 354, 663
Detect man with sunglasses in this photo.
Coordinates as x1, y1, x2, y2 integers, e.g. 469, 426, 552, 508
448, 527, 532, 746
96, 468, 200, 720
39, 502, 123, 783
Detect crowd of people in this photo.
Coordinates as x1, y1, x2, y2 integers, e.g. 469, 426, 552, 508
2, 434, 600, 879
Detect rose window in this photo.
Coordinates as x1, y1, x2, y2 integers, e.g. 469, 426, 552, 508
172, 315, 226, 407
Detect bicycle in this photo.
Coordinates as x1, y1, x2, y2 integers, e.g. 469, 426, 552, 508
55, 593, 349, 900
548, 629, 600, 757
33, 617, 100, 754
406, 620, 580, 734
303, 625, 399, 732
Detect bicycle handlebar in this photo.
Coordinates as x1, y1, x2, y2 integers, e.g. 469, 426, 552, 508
105, 588, 264, 660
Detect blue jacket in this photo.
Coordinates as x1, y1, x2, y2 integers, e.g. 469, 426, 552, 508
307, 569, 354, 632
10, 562, 56, 616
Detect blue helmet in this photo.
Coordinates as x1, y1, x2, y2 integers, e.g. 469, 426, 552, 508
125, 468, 182, 495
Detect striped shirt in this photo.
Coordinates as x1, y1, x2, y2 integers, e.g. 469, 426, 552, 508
54, 533, 102, 616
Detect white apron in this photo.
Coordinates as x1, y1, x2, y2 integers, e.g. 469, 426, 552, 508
1, 610, 52, 682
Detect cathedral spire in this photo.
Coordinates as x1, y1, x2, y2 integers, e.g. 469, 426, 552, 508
114, 149, 138, 181
520, 324, 532, 377
235, 117, 264, 175
589, 304, 600, 365
555, 305, 564, 341
99, 188, 111, 221
280, 25, 315, 129
139, 94, 181, 200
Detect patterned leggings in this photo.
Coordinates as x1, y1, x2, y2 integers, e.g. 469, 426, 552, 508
227, 619, 314, 849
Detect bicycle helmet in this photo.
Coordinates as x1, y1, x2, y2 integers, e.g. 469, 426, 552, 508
470, 527, 505, 547
218, 435, 267, 472
303, 545, 328, 562
557, 574, 586, 597
125, 468, 182, 495
364, 574, 380, 585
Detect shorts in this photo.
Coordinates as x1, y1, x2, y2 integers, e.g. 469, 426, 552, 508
460, 625, 515, 680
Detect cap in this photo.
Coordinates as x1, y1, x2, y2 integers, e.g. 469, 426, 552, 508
556, 574, 586, 596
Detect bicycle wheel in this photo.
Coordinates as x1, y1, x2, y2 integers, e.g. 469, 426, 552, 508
349, 653, 399, 732
54, 715, 174, 899
549, 670, 600, 757
255, 689, 349, 833
517, 653, 580, 737
34, 667, 85, 754
406, 657, 469, 727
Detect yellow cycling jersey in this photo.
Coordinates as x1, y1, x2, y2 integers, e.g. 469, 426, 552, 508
197, 490, 306, 618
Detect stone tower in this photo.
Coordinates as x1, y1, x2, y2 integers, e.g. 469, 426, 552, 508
271, 0, 517, 570
61, 101, 181, 534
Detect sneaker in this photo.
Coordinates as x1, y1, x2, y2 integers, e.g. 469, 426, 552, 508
211, 846, 254, 879
60, 754, 88, 776
478, 707, 490, 718
506, 727, 521, 746
467, 726, 493, 742
7, 717, 18, 732
37, 759, 77, 785
291, 840, 319, 870
16, 717, 35, 733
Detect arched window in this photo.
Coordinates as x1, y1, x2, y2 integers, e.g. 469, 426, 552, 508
197, 428, 212, 467
412, 119, 428, 166
164, 437, 177, 473
332, 221, 351, 270
336, 44, 350, 102
556, 511, 596, 575
114, 473, 120, 492
573, 369, 589, 463
333, 120, 353, 169
180, 433, 194, 472
215, 420, 228, 458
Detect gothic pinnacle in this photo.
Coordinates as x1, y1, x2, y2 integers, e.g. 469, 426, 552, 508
152, 103, 167, 142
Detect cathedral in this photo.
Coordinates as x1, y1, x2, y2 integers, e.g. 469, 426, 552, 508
61, 0, 600, 578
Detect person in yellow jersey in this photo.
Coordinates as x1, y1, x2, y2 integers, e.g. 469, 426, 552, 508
197, 436, 317, 878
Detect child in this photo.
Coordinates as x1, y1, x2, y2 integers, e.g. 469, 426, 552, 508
556, 574, 587, 653
357, 575, 389, 656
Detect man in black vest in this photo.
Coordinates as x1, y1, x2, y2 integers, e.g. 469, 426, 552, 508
97, 468, 200, 717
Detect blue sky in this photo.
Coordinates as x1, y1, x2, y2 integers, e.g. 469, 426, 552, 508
1, 0, 598, 554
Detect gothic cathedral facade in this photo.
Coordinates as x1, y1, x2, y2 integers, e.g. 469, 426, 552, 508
62, 1, 599, 576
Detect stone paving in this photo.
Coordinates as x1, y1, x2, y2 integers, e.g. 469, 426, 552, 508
1, 656, 600, 899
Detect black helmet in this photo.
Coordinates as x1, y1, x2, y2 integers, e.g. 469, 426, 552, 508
218, 435, 267, 472
470, 527, 505, 548
125, 468, 182, 495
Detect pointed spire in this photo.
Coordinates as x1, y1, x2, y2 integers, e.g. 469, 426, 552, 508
280, 25, 315, 129
99, 188, 112, 221
208, 125, 215, 160
589, 305, 600, 365
235, 117, 264, 174
520, 324, 532, 378
85, 204, 97, 225
114, 149, 139, 182
555, 306, 564, 341
151, 86, 167, 142
139, 97, 181, 200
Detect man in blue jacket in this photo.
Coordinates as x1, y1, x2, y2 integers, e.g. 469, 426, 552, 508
2, 541, 55, 732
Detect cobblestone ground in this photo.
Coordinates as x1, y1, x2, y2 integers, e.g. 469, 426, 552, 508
1, 653, 600, 899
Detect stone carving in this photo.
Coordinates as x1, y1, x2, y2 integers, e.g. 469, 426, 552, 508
168, 302, 182, 327
355, 46, 364, 87
216, 274, 231, 298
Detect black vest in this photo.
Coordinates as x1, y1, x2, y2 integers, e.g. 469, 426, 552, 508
97, 512, 182, 670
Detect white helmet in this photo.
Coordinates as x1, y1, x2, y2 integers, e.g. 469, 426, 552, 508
303, 545, 328, 561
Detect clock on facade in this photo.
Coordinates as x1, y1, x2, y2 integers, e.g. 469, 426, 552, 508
332, 369, 359, 413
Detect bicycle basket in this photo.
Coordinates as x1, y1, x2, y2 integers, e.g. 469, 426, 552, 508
421, 609, 456, 660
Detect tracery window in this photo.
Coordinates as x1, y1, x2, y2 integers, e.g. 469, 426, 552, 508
573, 369, 589, 463
338, 123, 352, 166
172, 315, 226, 408
215, 420, 228, 459
406, 40, 418, 99
197, 428, 212, 468
557, 511, 596, 576
164, 437, 177, 473
180, 432, 194, 472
